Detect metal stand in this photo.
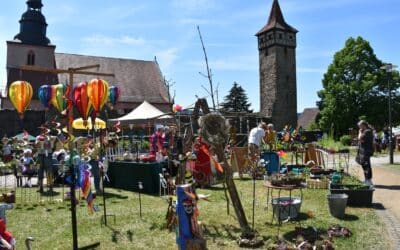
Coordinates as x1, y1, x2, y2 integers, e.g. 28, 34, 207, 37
138, 182, 143, 219
101, 170, 116, 226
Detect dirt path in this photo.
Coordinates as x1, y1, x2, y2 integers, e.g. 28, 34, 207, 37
349, 154, 400, 249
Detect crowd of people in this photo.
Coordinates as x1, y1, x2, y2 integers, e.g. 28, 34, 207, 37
0, 132, 104, 195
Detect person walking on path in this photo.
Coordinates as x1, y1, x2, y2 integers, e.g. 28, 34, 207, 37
356, 120, 374, 186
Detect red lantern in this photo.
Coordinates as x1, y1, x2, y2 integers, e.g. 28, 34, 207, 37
73, 82, 92, 123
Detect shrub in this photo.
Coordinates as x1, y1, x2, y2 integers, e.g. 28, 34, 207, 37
340, 135, 352, 146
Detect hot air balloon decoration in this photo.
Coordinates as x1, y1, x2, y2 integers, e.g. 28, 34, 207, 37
8, 80, 33, 119
173, 104, 183, 113
87, 78, 109, 120
73, 82, 92, 125
38, 85, 53, 110
51, 84, 69, 115
108, 86, 120, 106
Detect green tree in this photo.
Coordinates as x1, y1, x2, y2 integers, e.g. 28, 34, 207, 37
317, 36, 400, 136
220, 82, 252, 113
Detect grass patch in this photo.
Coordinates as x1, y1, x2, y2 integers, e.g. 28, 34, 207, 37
4, 179, 391, 250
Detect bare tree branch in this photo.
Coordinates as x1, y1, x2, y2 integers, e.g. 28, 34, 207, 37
197, 25, 216, 110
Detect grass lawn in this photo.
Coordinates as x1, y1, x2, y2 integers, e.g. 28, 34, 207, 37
5, 178, 390, 250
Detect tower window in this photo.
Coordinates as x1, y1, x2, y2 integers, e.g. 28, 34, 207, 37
27, 51, 35, 65
289, 35, 293, 40
284, 47, 288, 56
278, 33, 283, 39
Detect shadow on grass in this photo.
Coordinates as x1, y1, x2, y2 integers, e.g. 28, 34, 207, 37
105, 225, 121, 243
341, 214, 359, 221
203, 224, 241, 241
374, 184, 400, 190
103, 192, 129, 200
40, 190, 60, 197
371, 203, 385, 210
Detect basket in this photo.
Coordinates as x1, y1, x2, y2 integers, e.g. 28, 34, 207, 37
307, 179, 329, 189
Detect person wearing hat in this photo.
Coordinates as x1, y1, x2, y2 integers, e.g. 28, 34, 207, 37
356, 120, 374, 186
248, 122, 268, 159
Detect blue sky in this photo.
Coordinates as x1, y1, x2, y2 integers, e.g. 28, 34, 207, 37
0, 0, 399, 112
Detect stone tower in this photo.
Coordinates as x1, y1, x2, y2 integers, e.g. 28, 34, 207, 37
256, 0, 298, 130
3, 0, 58, 109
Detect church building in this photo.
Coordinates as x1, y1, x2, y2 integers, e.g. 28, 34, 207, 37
2, 0, 171, 115
256, 0, 298, 130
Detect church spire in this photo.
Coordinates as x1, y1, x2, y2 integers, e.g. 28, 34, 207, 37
14, 0, 50, 46
27, 0, 43, 10
256, 0, 297, 35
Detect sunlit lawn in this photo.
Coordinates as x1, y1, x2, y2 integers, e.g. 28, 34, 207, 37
4, 177, 390, 250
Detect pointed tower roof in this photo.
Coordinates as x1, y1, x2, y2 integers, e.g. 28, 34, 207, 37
13, 0, 51, 46
256, 0, 297, 36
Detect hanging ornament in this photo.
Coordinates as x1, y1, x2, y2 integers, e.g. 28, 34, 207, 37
173, 104, 183, 113
87, 79, 109, 120
73, 82, 92, 125
108, 85, 120, 106
51, 84, 69, 114
38, 85, 53, 110
8, 80, 33, 119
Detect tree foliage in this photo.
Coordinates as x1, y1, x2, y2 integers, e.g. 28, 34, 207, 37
220, 82, 252, 113
317, 36, 400, 136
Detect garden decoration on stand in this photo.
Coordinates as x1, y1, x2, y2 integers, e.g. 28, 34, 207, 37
199, 113, 263, 247
176, 184, 206, 250
87, 78, 109, 121
51, 83, 69, 115
8, 80, 33, 120
73, 82, 92, 126
108, 85, 120, 108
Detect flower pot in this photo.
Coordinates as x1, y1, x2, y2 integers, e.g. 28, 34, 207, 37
327, 193, 348, 218
330, 184, 374, 207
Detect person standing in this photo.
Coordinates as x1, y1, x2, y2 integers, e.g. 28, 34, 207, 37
248, 122, 267, 159
356, 120, 374, 186
265, 123, 276, 151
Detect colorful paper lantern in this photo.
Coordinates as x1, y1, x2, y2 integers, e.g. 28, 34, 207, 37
173, 104, 183, 113
8, 80, 33, 118
108, 86, 120, 105
38, 85, 53, 109
87, 79, 109, 115
51, 84, 68, 114
73, 82, 92, 123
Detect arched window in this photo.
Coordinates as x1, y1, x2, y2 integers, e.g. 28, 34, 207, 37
27, 51, 35, 65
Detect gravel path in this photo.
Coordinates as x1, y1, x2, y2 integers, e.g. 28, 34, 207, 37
350, 154, 400, 250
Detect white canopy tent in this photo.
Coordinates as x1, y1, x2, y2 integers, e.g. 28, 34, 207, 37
108, 100, 173, 124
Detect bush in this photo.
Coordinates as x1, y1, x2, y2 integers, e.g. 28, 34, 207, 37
340, 135, 352, 146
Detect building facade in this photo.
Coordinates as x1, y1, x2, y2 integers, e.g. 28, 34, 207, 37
256, 0, 298, 130
2, 0, 171, 125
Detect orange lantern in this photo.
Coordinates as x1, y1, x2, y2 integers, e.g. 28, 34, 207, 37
8, 81, 33, 118
87, 78, 109, 119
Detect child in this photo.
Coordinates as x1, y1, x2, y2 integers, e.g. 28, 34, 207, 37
20, 149, 35, 188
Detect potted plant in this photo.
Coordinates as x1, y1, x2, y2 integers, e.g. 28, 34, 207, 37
329, 175, 374, 207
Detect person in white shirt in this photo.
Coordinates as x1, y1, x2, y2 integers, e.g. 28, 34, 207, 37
248, 122, 268, 158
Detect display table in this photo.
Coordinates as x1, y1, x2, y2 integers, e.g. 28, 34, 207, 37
106, 161, 162, 195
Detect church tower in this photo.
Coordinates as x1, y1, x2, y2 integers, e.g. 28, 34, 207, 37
256, 0, 298, 130
3, 0, 58, 110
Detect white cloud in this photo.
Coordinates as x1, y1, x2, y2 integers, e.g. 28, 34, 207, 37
178, 18, 210, 25
155, 48, 179, 74
82, 34, 146, 47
